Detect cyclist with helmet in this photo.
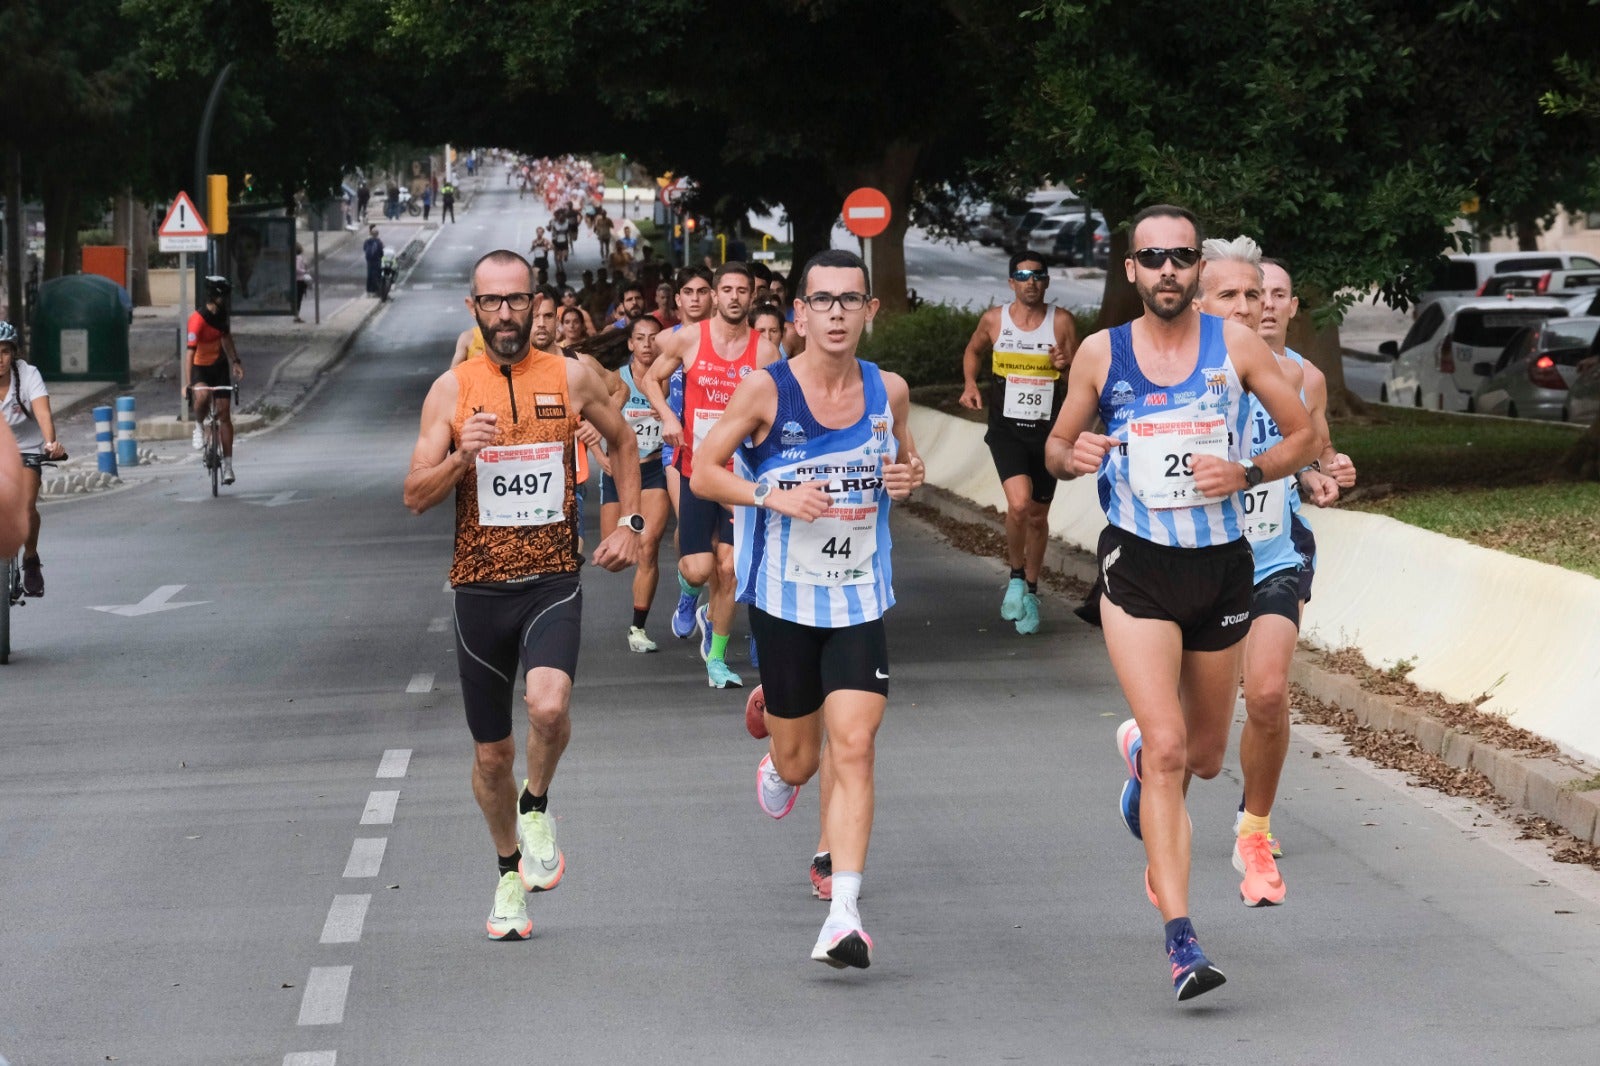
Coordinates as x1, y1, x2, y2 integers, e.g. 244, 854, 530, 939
0, 321, 67, 595
186, 277, 244, 485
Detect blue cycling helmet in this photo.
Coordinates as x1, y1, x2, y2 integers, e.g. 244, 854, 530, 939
0, 321, 16, 346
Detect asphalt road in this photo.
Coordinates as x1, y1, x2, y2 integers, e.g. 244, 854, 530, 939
3, 184, 1599, 1066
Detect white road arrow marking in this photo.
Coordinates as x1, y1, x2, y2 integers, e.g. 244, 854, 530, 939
90, 585, 209, 617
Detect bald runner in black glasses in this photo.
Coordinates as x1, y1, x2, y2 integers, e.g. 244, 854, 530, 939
960, 251, 1077, 635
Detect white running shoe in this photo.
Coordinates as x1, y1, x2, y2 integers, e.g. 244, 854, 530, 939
627, 626, 658, 653
221, 459, 235, 485
191, 425, 202, 450
516, 793, 565, 892
811, 922, 873, 969
756, 753, 798, 819
485, 871, 532, 941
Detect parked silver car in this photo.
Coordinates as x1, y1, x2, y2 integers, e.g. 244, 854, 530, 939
1566, 355, 1600, 426
1470, 317, 1600, 420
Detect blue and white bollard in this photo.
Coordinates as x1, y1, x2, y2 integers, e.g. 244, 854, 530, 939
115, 395, 138, 468
93, 405, 117, 476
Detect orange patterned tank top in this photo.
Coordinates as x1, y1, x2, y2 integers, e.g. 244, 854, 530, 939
449, 349, 580, 585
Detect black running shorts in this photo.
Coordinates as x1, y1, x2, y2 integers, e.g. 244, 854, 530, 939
1290, 511, 1316, 604
1251, 566, 1303, 627
748, 607, 888, 719
1096, 525, 1254, 652
190, 360, 233, 390
599, 455, 667, 504
453, 573, 583, 743
984, 420, 1058, 504
676, 474, 733, 555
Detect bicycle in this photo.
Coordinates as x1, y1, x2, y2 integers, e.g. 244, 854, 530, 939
191, 385, 237, 497
2, 450, 64, 665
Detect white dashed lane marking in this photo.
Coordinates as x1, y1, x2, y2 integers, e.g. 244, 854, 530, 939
319, 895, 372, 944
343, 837, 387, 878
360, 791, 399, 825
296, 966, 353, 1025
376, 749, 412, 778
283, 1052, 336, 1066
406, 672, 434, 693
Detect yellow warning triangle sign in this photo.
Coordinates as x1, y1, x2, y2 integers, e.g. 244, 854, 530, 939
159, 191, 208, 237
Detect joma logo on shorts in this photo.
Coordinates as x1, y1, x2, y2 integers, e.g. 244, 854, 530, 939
1220, 612, 1248, 627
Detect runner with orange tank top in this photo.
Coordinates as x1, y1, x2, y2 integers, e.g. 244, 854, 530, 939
404, 250, 642, 942
640, 262, 780, 689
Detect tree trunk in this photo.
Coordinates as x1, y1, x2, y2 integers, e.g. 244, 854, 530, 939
1287, 290, 1365, 419
41, 179, 67, 280
833, 139, 920, 315
784, 195, 836, 289
4, 148, 22, 322
1558, 410, 1600, 480
1515, 214, 1540, 252
130, 200, 151, 306
1097, 227, 1141, 329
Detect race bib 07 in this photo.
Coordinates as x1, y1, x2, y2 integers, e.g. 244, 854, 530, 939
1240, 476, 1288, 544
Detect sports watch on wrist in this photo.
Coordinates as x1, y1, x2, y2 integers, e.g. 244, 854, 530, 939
1239, 460, 1264, 488
619, 512, 646, 534
751, 481, 772, 508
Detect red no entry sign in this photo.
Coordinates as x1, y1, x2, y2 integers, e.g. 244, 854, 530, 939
842, 187, 890, 239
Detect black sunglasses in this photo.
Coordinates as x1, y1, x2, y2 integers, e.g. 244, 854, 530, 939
1010, 268, 1049, 283
1130, 247, 1200, 270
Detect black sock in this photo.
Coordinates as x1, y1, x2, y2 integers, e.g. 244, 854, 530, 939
1009, 567, 1025, 581
520, 787, 547, 814
1027, 581, 1038, 594
498, 850, 521, 877
632, 606, 649, 629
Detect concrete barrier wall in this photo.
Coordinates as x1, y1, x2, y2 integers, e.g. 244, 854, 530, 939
908, 405, 1600, 763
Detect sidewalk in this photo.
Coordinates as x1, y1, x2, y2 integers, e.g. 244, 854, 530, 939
36, 214, 443, 496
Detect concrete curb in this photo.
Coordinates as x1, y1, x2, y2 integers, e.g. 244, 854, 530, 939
904, 483, 1600, 848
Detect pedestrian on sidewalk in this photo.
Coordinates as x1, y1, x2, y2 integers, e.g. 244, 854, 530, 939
422, 184, 434, 222
385, 179, 400, 221
356, 181, 370, 222
441, 181, 457, 223
363, 226, 384, 296
293, 243, 312, 322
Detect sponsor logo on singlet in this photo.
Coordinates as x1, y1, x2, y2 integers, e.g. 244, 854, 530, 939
535, 392, 566, 419
868, 415, 891, 453
780, 420, 808, 447
1109, 380, 1136, 406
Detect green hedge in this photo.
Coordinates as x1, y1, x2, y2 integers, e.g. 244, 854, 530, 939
858, 304, 979, 388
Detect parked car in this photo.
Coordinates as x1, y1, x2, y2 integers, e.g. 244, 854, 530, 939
1414, 251, 1600, 311
1479, 268, 1600, 298
972, 198, 1028, 247
1566, 355, 1600, 425
1009, 191, 1084, 252
1048, 214, 1108, 266
1381, 295, 1575, 411
1470, 317, 1600, 420
1025, 213, 1079, 262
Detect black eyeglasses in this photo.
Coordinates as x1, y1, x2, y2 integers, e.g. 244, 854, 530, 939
1130, 247, 1200, 270
472, 292, 535, 312
1011, 268, 1049, 283
803, 291, 869, 312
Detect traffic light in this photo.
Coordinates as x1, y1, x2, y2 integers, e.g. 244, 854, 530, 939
206, 173, 229, 235
685, 217, 697, 232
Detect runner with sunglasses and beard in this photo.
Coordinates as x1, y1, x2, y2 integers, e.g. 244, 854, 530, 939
1044, 205, 1316, 1001
960, 253, 1076, 635
404, 250, 642, 942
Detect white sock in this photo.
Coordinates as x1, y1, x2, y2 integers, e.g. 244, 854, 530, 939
827, 871, 862, 929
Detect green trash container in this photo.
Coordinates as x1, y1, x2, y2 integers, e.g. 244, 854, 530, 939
32, 273, 132, 383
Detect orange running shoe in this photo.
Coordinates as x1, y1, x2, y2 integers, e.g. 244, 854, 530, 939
1232, 831, 1286, 907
